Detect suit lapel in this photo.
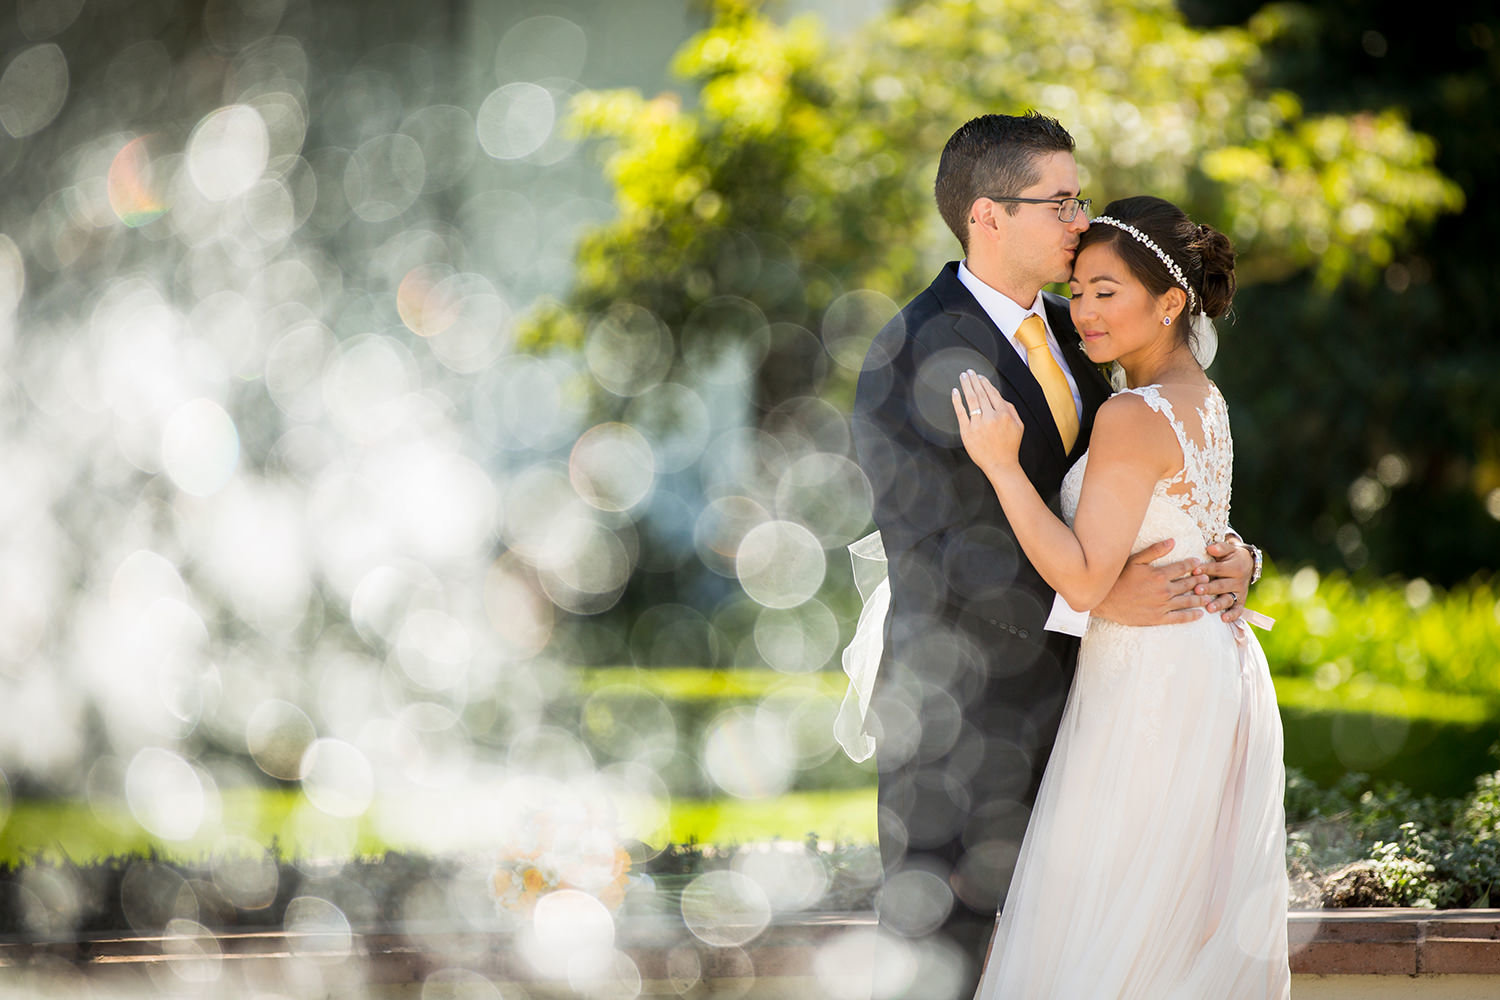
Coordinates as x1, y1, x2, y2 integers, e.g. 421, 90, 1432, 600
935, 267, 1064, 458
952, 313, 1059, 447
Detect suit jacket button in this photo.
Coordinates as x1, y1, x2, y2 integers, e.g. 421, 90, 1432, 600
1019, 628, 1030, 639
1008, 625, 1018, 635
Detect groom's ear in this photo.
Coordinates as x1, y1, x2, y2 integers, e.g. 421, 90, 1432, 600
968, 197, 995, 237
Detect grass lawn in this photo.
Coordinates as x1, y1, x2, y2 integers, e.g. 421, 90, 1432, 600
0, 786, 879, 865
666, 787, 876, 846
3, 668, 1489, 864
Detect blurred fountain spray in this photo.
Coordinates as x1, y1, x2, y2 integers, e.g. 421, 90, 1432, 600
0, 0, 886, 993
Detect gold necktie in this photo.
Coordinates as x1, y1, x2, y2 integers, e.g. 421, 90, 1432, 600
1015, 314, 1079, 452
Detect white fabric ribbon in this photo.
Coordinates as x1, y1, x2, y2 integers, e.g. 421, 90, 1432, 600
1241, 608, 1275, 631
1190, 312, 1218, 368
833, 531, 887, 763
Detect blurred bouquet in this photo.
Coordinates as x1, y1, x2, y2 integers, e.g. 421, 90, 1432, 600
491, 804, 632, 915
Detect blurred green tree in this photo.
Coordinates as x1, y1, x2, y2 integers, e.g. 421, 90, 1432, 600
523, 0, 1470, 641
1181, 0, 1499, 584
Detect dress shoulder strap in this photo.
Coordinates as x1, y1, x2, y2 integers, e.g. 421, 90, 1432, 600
1117, 383, 1196, 483
1116, 383, 1234, 541
1119, 384, 1183, 441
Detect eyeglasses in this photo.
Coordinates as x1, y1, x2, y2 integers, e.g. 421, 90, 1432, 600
986, 196, 1092, 222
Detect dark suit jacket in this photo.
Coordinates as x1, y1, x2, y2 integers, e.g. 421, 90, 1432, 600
850, 261, 1113, 909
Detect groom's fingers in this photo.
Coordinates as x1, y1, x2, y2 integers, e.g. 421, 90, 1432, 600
1198, 576, 1252, 618
1162, 559, 1210, 587
1151, 573, 1211, 623
1202, 544, 1252, 577
1126, 540, 1174, 565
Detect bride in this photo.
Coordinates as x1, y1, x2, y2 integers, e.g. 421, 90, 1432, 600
951, 196, 1290, 998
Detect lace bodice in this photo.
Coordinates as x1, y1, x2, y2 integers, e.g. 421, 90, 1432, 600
1061, 383, 1233, 555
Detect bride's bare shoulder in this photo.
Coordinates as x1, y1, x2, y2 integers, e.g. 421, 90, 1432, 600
1089, 390, 1181, 475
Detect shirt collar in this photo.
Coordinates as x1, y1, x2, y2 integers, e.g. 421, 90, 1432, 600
957, 261, 1049, 340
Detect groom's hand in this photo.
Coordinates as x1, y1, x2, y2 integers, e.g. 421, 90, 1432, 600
1092, 539, 1209, 626
1200, 540, 1255, 623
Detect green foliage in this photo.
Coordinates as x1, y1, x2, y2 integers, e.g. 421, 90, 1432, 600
532, 0, 1457, 406
0, 785, 880, 870
0, 788, 377, 866
1252, 565, 1500, 698
574, 665, 845, 700
563, 560, 1500, 797
8, 556, 1499, 874
1201, 0, 1500, 584
0, 850, 462, 937
1286, 763, 1500, 908
519, 0, 1473, 623
664, 788, 876, 845
1215, 565, 1500, 795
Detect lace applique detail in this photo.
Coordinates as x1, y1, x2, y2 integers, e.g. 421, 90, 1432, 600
1056, 382, 1238, 748
1120, 384, 1233, 545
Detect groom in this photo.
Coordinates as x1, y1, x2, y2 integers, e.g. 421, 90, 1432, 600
850, 112, 1257, 996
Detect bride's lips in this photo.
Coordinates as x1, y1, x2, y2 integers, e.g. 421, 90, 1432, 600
1080, 329, 1107, 342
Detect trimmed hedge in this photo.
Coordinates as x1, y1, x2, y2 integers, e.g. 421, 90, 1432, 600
1254, 567, 1500, 699
6, 762, 1500, 940
569, 665, 1500, 799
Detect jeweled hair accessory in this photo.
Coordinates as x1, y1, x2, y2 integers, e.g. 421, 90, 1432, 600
1090, 215, 1218, 370
1090, 216, 1196, 310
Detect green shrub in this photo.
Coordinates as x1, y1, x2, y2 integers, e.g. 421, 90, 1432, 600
566, 661, 1500, 799
1259, 567, 1500, 795
1287, 761, 1500, 908
1255, 566, 1500, 699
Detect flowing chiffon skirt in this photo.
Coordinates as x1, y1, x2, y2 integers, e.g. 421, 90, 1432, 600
974, 610, 1290, 999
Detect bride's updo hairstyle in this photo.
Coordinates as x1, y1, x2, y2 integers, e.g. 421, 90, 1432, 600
1077, 196, 1237, 330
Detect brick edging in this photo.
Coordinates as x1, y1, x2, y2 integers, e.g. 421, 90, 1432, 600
3, 909, 1499, 980
1289, 908, 1500, 975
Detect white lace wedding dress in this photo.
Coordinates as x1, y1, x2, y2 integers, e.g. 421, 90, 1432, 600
974, 384, 1290, 999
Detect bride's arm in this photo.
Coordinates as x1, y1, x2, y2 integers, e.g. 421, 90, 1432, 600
954, 373, 1179, 611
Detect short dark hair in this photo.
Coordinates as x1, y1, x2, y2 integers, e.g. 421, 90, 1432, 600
934, 111, 1076, 253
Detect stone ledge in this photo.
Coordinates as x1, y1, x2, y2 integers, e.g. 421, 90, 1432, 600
4, 909, 1500, 984
1289, 909, 1500, 975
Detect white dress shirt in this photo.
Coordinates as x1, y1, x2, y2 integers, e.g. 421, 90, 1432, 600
957, 262, 1090, 637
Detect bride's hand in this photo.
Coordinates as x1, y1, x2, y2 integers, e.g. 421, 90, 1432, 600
953, 370, 1023, 473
